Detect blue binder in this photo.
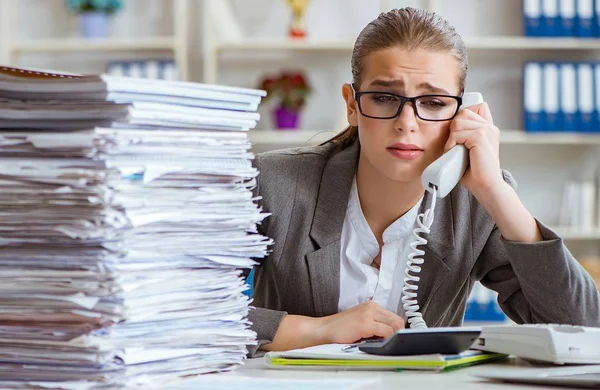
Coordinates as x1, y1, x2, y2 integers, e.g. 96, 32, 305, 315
595, 64, 600, 132
558, 0, 576, 36
576, 0, 595, 37
542, 0, 560, 36
464, 283, 506, 323
524, 62, 544, 132
559, 62, 578, 131
577, 62, 595, 132
524, 0, 544, 36
543, 62, 560, 131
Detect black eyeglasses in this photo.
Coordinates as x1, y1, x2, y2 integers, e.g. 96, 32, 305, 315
352, 83, 462, 122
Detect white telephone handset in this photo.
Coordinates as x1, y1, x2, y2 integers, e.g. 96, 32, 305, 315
421, 92, 484, 198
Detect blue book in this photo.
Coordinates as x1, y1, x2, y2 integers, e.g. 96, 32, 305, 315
577, 0, 595, 37
558, 0, 576, 35
524, 62, 544, 132
524, 0, 544, 36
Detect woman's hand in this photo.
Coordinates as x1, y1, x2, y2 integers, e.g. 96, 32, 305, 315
316, 300, 405, 344
444, 102, 505, 198
261, 301, 404, 352
444, 103, 542, 243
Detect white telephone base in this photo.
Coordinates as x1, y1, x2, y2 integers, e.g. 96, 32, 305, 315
473, 324, 600, 365
420, 92, 483, 198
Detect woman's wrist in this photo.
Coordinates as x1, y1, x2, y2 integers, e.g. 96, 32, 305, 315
311, 314, 333, 345
471, 177, 542, 243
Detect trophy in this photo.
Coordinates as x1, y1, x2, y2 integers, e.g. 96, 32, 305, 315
286, 0, 310, 38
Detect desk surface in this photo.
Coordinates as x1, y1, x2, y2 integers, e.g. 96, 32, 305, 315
167, 356, 579, 390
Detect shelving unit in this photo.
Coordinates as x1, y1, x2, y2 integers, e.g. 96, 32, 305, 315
12, 37, 177, 53
215, 36, 600, 53
0, 0, 190, 80
551, 227, 600, 241
202, 0, 600, 249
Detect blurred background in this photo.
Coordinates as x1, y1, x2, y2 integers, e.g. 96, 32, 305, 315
2, 0, 600, 322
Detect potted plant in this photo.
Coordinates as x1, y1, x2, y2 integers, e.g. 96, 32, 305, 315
66, 0, 123, 39
258, 71, 312, 130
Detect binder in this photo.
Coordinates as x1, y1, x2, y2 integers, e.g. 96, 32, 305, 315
542, 0, 559, 36
597, 0, 600, 37
576, 0, 595, 37
595, 64, 600, 131
524, 62, 544, 132
559, 62, 578, 131
577, 62, 594, 132
145, 60, 160, 79
524, 0, 543, 36
558, 0, 576, 36
543, 62, 560, 131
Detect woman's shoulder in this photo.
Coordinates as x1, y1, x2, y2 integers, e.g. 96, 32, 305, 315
255, 141, 345, 168
254, 141, 348, 183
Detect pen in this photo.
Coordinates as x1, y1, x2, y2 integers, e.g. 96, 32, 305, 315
341, 343, 360, 352
341, 337, 384, 352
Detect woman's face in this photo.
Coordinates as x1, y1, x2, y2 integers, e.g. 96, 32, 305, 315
344, 47, 461, 184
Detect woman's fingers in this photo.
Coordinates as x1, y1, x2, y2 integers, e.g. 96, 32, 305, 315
372, 310, 406, 332
368, 321, 395, 339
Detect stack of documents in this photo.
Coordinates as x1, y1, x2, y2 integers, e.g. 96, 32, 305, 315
0, 66, 271, 389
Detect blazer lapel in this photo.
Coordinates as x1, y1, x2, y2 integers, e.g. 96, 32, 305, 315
305, 141, 359, 317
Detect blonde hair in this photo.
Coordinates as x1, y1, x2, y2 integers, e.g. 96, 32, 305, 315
326, 7, 468, 146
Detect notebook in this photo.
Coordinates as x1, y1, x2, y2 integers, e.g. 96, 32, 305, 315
264, 343, 507, 372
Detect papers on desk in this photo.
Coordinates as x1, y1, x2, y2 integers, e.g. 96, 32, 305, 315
265, 344, 507, 372
0, 66, 272, 389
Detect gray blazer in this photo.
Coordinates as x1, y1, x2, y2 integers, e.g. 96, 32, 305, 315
248, 139, 600, 356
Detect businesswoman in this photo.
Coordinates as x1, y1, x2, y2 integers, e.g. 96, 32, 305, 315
247, 7, 600, 356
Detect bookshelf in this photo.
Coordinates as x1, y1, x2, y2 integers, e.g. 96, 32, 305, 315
0, 0, 190, 80
12, 37, 177, 52
215, 36, 600, 52
203, 0, 600, 250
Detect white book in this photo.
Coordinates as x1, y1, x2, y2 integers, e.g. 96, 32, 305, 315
580, 180, 596, 229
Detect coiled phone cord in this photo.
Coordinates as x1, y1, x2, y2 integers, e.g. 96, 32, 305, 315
402, 185, 437, 329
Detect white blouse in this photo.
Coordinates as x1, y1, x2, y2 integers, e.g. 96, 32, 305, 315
338, 177, 423, 317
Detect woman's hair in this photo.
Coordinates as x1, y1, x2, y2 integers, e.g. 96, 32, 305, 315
326, 7, 468, 146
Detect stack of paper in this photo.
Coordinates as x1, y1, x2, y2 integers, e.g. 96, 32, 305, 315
0, 66, 271, 389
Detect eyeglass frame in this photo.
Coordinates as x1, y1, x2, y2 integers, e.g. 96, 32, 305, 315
351, 83, 463, 122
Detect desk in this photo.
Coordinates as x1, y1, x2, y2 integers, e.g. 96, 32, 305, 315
167, 356, 572, 389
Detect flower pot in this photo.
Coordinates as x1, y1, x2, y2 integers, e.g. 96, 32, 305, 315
79, 12, 109, 39
274, 105, 300, 130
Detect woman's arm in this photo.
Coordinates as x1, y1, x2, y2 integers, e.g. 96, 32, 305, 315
473, 218, 600, 327
448, 103, 600, 326
254, 300, 405, 353
469, 178, 542, 243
